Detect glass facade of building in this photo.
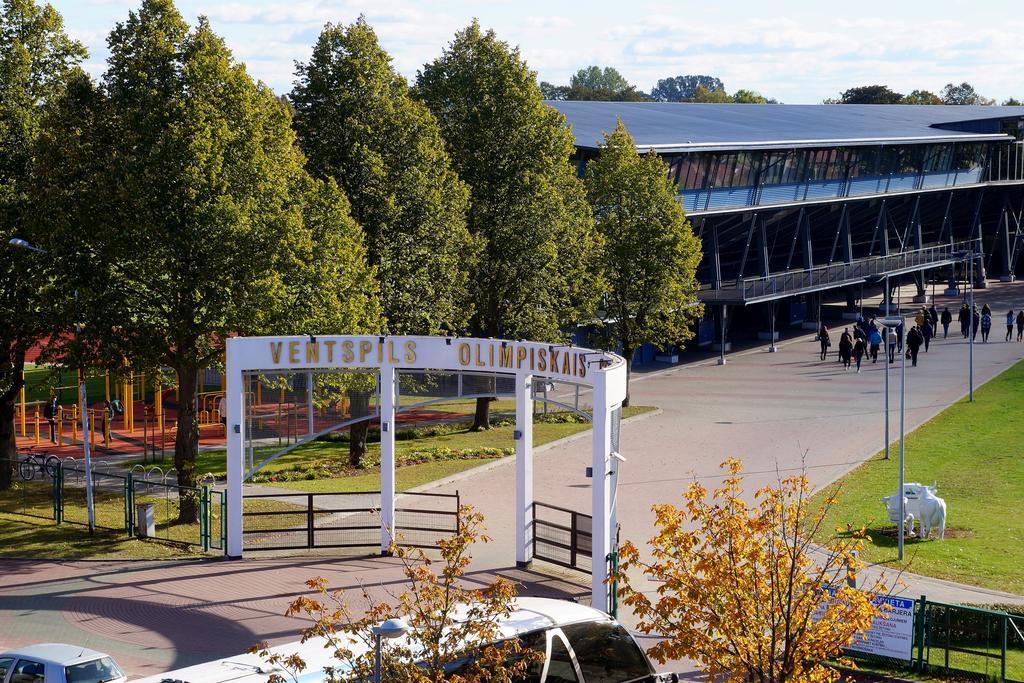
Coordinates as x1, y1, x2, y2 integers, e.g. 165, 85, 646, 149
662, 141, 990, 213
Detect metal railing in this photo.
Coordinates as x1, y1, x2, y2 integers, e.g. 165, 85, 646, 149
532, 501, 593, 573
700, 240, 978, 303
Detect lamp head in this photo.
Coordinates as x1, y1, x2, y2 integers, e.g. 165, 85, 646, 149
372, 617, 408, 640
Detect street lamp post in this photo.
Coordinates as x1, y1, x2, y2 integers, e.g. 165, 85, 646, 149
8, 237, 95, 533
969, 253, 975, 402
372, 618, 409, 682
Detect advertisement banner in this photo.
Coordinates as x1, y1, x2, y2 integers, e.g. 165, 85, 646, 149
813, 592, 916, 662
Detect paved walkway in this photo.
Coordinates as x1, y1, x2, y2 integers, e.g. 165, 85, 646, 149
3, 280, 1024, 677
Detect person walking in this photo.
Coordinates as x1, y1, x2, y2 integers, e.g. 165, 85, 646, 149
888, 326, 898, 364
981, 309, 992, 342
1017, 309, 1024, 342
852, 337, 866, 373
929, 304, 939, 333
958, 303, 970, 338
906, 325, 924, 367
869, 327, 882, 363
922, 318, 933, 352
982, 303, 991, 317
941, 306, 952, 339
839, 328, 853, 370
43, 396, 58, 444
972, 306, 981, 341
896, 321, 905, 352
915, 308, 926, 329
1006, 310, 1015, 342
819, 324, 830, 361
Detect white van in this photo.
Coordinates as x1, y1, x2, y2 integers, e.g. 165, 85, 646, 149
134, 597, 670, 683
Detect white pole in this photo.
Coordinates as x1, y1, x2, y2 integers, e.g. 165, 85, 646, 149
969, 254, 975, 402
884, 276, 890, 461
515, 373, 533, 567
590, 378, 612, 611
898, 283, 906, 561
379, 365, 396, 554
226, 344, 244, 557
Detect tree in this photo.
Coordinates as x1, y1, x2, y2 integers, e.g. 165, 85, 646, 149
942, 81, 994, 106
650, 74, 725, 102
291, 18, 475, 465
731, 88, 770, 104
570, 65, 631, 93
0, 0, 85, 488
540, 66, 650, 101
691, 84, 732, 103
33, 0, 381, 519
258, 505, 540, 682
902, 89, 943, 105
836, 84, 904, 104
615, 459, 889, 682
417, 21, 601, 430
1003, 97, 1022, 106
585, 121, 702, 406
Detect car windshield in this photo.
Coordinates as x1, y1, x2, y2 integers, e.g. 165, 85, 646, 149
65, 657, 123, 683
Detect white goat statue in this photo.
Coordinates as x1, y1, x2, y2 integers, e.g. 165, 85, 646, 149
918, 486, 947, 540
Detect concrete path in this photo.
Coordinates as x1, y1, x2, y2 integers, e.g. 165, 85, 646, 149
3, 280, 1024, 678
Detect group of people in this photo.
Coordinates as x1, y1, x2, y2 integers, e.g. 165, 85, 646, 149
956, 302, 1024, 343
41, 395, 123, 444
818, 298, 1024, 372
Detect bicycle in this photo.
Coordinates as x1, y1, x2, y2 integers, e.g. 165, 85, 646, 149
18, 446, 61, 481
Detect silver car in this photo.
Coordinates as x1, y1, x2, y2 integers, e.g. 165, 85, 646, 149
0, 644, 126, 683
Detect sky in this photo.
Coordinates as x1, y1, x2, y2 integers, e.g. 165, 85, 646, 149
54, 0, 1024, 104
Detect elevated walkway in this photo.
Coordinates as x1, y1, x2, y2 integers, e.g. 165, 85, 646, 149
699, 241, 975, 305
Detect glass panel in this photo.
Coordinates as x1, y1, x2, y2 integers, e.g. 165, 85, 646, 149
11, 659, 45, 683
561, 621, 654, 683
953, 142, 984, 170
780, 150, 807, 184
0, 658, 14, 683
545, 633, 580, 683
65, 658, 123, 683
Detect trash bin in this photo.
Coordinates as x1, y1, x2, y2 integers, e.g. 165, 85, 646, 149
136, 503, 155, 538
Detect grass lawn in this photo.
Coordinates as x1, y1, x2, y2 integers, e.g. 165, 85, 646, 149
814, 359, 1024, 594
187, 405, 655, 480
270, 458, 498, 493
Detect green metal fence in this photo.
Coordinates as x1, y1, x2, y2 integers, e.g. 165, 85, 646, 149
842, 596, 1024, 682
1, 456, 226, 553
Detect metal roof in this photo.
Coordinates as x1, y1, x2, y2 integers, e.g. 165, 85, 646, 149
550, 102, 1024, 153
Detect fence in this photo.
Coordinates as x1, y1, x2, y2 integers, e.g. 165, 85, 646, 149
842, 596, 1024, 682
242, 490, 460, 552
0, 456, 225, 552
531, 501, 593, 574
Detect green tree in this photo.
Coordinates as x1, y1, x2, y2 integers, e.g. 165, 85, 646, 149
0, 0, 85, 488
902, 89, 943, 105
291, 18, 475, 464
692, 84, 732, 103
585, 121, 702, 406
33, 0, 381, 519
541, 66, 649, 101
731, 88, 769, 104
1003, 97, 1022, 106
942, 81, 994, 105
650, 74, 724, 102
417, 21, 602, 430
835, 84, 904, 104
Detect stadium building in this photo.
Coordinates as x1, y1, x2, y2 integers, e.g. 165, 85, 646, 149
553, 102, 1024, 359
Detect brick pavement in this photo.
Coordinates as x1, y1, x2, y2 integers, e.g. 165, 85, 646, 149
4, 279, 1024, 678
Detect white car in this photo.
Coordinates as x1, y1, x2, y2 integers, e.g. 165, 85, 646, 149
0, 644, 126, 683
135, 597, 671, 683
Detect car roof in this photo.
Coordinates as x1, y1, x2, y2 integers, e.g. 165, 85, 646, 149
132, 598, 611, 683
0, 644, 109, 666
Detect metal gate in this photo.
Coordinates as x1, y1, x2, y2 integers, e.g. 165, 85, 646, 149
532, 501, 593, 574
241, 490, 460, 552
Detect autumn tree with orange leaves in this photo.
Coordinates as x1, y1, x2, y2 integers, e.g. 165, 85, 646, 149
615, 459, 890, 683
255, 505, 541, 683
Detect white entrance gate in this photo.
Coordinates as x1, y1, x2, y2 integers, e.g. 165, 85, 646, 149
224, 335, 627, 610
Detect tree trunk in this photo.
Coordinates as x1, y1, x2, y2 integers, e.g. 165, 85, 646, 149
174, 364, 200, 523
348, 390, 370, 468
622, 349, 633, 408
470, 396, 493, 431
0, 397, 15, 491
